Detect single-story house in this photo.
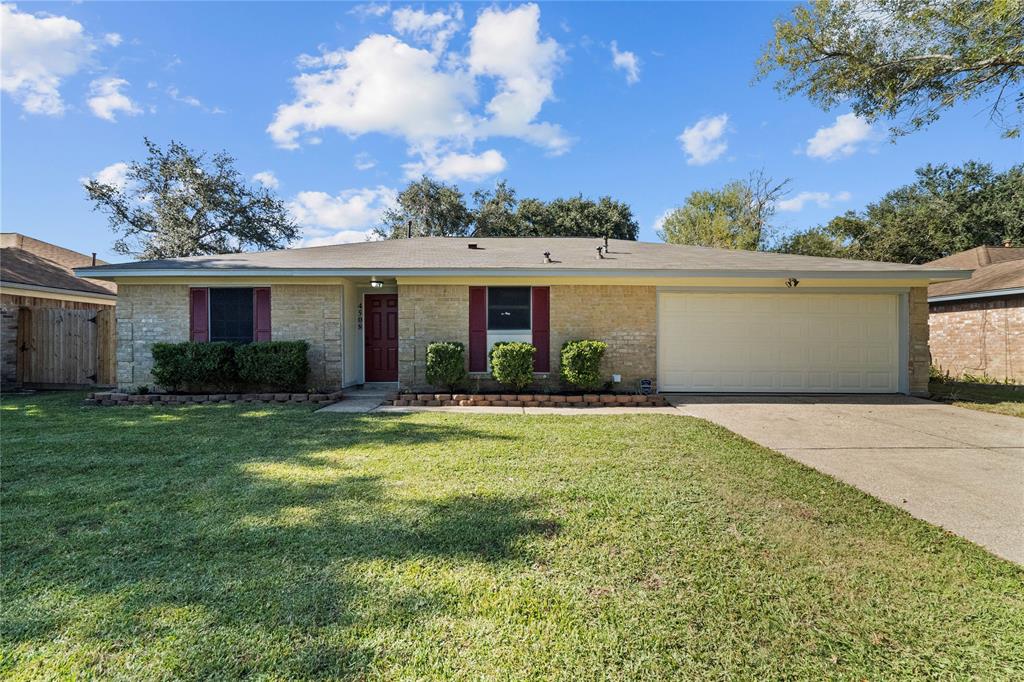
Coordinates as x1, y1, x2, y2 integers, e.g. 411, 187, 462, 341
926, 246, 1023, 383
75, 237, 970, 396
2, 233, 118, 388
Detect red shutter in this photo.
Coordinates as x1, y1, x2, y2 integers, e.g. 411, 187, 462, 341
253, 287, 272, 341
190, 288, 209, 342
532, 287, 550, 372
468, 286, 487, 372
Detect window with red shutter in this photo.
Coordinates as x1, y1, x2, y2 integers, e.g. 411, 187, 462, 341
253, 288, 271, 341
189, 288, 209, 342
531, 287, 550, 372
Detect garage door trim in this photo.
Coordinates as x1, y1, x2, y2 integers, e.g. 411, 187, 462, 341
655, 287, 910, 395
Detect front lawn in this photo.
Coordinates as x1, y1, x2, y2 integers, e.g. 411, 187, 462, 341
929, 380, 1024, 418
3, 393, 1022, 679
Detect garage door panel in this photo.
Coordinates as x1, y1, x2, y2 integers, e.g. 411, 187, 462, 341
658, 292, 899, 393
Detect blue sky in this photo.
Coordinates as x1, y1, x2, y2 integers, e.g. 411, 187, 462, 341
2, 1, 1020, 261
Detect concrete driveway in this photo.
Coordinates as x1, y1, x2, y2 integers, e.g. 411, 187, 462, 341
669, 395, 1024, 565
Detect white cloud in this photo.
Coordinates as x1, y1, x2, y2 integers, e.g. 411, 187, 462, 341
678, 113, 729, 165
167, 85, 201, 107
268, 34, 475, 150
289, 186, 397, 245
81, 161, 130, 189
354, 152, 377, 170
392, 4, 463, 54
0, 4, 95, 115
252, 171, 279, 189
777, 190, 852, 212
403, 149, 506, 181
87, 77, 141, 121
467, 3, 568, 154
103, 32, 122, 47
269, 2, 569, 179
349, 2, 391, 19
610, 40, 639, 85
806, 113, 875, 160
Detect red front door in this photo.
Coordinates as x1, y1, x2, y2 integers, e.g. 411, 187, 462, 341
364, 294, 398, 381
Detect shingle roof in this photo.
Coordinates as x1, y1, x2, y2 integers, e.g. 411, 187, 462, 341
927, 246, 1024, 299
2, 247, 117, 297
76, 237, 969, 280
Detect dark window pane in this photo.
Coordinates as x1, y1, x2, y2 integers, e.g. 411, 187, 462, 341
487, 287, 531, 330
209, 288, 254, 343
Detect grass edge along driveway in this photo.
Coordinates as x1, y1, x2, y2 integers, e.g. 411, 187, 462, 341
3, 392, 1023, 680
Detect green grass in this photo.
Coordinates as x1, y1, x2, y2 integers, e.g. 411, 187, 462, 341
2, 393, 1022, 680
929, 381, 1024, 418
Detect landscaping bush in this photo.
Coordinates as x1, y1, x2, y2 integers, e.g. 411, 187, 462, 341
426, 341, 467, 391
151, 341, 237, 391
560, 339, 608, 390
236, 341, 310, 390
489, 342, 535, 391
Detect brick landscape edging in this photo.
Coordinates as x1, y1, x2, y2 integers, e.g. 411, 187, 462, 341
391, 393, 668, 408
85, 391, 344, 407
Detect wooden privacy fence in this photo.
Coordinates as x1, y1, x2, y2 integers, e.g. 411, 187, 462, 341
16, 307, 116, 386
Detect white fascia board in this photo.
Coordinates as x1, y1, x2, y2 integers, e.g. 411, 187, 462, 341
928, 287, 1024, 303
73, 266, 974, 282
0, 279, 116, 301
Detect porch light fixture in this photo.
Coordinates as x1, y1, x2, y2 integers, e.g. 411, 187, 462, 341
785, 277, 799, 288
370, 279, 384, 288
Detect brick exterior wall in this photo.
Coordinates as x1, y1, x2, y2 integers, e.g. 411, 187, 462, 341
908, 286, 930, 396
548, 285, 657, 392
1, 304, 19, 389
270, 285, 343, 390
115, 284, 344, 391
398, 284, 469, 389
116, 284, 190, 390
396, 284, 657, 392
928, 294, 1023, 383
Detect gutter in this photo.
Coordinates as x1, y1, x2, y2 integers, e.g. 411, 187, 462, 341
73, 266, 973, 283
928, 286, 1024, 303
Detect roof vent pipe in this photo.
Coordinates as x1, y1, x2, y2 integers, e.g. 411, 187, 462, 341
604, 235, 609, 252
468, 242, 479, 249
407, 220, 413, 239
596, 246, 605, 259
543, 251, 552, 263
91, 252, 97, 266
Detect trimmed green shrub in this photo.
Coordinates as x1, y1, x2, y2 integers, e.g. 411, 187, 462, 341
489, 341, 535, 391
150, 341, 237, 391
236, 341, 310, 390
560, 339, 608, 390
426, 341, 467, 391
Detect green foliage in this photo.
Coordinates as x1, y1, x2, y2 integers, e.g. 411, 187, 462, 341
776, 162, 1024, 262
489, 342, 536, 391
150, 341, 309, 391
758, 0, 1024, 138
559, 340, 608, 391
375, 176, 474, 239
659, 171, 789, 250
425, 341, 468, 391
150, 341, 237, 391
235, 341, 310, 390
84, 138, 298, 259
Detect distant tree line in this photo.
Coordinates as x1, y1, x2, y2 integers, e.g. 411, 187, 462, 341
374, 177, 639, 241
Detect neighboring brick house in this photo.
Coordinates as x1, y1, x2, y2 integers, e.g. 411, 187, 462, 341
75, 237, 969, 396
1, 233, 118, 389
926, 246, 1024, 383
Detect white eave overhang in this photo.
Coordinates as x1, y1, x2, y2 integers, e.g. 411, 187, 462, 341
0, 279, 117, 300
73, 266, 973, 283
928, 286, 1024, 303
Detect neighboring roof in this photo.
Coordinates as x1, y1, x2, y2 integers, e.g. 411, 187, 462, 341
1, 232, 116, 297
926, 246, 1024, 301
75, 237, 969, 282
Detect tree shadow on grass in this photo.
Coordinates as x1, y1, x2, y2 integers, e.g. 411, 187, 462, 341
2, 393, 549, 678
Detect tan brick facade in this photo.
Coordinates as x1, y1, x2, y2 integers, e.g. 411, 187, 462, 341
116, 284, 190, 389
270, 285, 343, 390
115, 284, 343, 391
928, 294, 1023, 383
548, 285, 657, 392
398, 284, 469, 389
908, 286, 930, 396
396, 284, 657, 392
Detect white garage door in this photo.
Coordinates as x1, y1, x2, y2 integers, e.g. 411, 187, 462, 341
658, 292, 900, 393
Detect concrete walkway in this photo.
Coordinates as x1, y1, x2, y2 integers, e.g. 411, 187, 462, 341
669, 395, 1024, 565
316, 384, 395, 413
